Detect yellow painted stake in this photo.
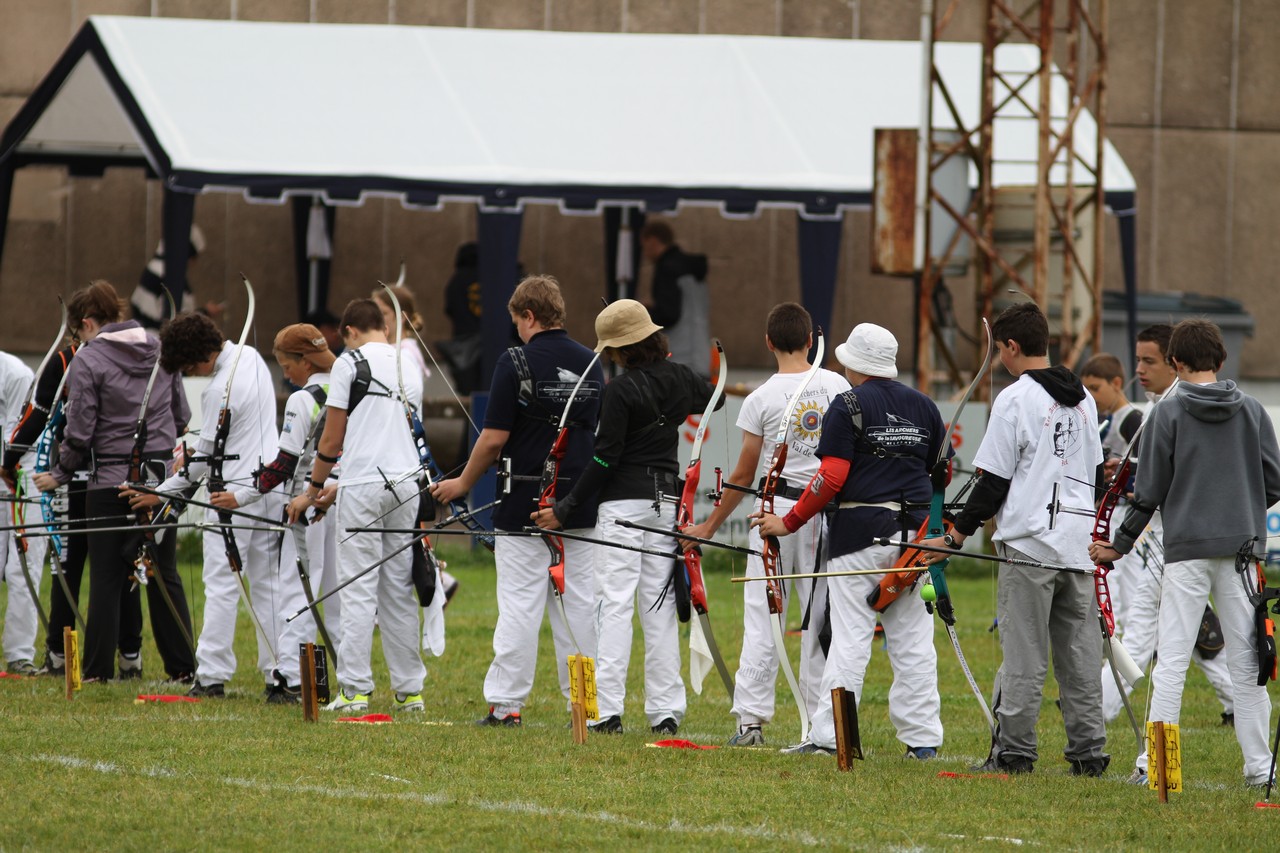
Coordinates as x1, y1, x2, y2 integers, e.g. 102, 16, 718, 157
1146, 721, 1182, 802
64, 627, 81, 700
568, 654, 598, 744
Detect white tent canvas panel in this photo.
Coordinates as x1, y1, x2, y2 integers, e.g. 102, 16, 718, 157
6, 16, 1133, 208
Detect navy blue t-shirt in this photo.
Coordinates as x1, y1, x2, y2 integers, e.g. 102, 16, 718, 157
484, 329, 603, 531
816, 378, 949, 558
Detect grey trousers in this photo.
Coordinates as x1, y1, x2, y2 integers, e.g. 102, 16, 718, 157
991, 543, 1107, 764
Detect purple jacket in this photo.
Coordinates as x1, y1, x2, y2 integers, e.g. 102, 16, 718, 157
56, 321, 189, 490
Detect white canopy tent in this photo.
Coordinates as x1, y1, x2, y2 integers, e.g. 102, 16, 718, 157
0, 15, 1136, 372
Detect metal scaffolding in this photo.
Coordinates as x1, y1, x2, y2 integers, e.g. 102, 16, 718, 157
913, 0, 1110, 394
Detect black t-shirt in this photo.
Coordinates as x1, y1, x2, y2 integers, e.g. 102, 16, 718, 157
556, 358, 719, 519
484, 329, 603, 531
816, 379, 949, 558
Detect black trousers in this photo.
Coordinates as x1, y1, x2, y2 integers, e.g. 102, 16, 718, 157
83, 489, 195, 680
46, 479, 87, 656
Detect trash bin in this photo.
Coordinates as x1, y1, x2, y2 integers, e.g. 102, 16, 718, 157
1101, 291, 1255, 382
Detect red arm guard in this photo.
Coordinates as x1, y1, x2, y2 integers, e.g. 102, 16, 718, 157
782, 456, 850, 533
256, 450, 300, 494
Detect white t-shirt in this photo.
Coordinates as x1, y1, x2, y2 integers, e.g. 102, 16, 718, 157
737, 367, 851, 488
327, 343, 417, 486
159, 341, 280, 513
0, 351, 34, 466
971, 372, 1103, 567
1100, 400, 1141, 462
278, 372, 331, 495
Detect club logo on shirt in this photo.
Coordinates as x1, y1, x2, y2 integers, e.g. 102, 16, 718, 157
866, 412, 928, 450
793, 400, 824, 440
1050, 408, 1083, 459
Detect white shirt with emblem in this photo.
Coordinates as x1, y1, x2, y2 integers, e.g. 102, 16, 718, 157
971, 372, 1103, 567
737, 368, 852, 489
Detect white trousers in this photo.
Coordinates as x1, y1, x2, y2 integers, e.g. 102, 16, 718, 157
1136, 556, 1273, 784
484, 532, 597, 716
0, 527, 48, 665
593, 498, 685, 725
1103, 524, 1234, 721
810, 545, 944, 751
194, 497, 285, 685
334, 482, 425, 696
277, 512, 339, 687
733, 495, 827, 727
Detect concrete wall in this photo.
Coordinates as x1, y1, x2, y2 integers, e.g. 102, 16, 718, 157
1, 1, 1274, 377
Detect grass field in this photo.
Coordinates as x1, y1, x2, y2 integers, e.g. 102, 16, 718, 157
1, 541, 1277, 851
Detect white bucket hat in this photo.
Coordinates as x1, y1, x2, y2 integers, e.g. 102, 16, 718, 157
835, 323, 899, 378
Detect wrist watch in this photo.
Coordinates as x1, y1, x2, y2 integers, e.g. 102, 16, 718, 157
943, 532, 959, 548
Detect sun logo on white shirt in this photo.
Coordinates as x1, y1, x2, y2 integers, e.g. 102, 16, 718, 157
792, 400, 824, 441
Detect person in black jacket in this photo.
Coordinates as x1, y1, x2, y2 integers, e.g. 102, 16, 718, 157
440, 241, 483, 395
641, 222, 710, 378
533, 299, 720, 735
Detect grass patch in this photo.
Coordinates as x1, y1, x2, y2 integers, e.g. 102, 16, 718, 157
1, 539, 1276, 850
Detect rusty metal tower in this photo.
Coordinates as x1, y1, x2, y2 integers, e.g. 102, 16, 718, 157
912, 0, 1110, 393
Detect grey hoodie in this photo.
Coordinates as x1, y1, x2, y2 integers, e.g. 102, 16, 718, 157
1112, 379, 1280, 562
55, 321, 189, 490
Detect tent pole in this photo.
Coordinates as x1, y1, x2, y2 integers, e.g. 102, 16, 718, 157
161, 187, 195, 315
0, 164, 13, 283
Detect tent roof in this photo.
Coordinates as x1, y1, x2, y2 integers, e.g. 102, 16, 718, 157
0, 16, 1134, 216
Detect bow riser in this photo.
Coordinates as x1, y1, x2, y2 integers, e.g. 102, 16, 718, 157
676, 458, 708, 614
758, 442, 789, 614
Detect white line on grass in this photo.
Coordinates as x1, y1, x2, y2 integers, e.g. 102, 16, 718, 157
942, 833, 1027, 845
29, 754, 822, 846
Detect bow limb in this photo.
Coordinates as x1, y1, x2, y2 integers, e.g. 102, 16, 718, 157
674, 340, 733, 697
22, 302, 85, 633
379, 281, 447, 607
116, 297, 198, 656
34, 361, 86, 635
209, 276, 277, 664
759, 330, 826, 744
535, 351, 603, 659
291, 524, 339, 669
921, 320, 998, 745
9, 479, 51, 636
1088, 384, 1176, 754
380, 281, 494, 554
19, 298, 69, 418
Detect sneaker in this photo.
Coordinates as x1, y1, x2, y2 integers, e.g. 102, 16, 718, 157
1127, 767, 1149, 786
324, 690, 371, 713
265, 682, 301, 705
727, 725, 765, 747
393, 692, 425, 713
1068, 754, 1111, 777
476, 708, 522, 727
167, 672, 195, 686
651, 717, 679, 735
781, 740, 836, 756
443, 575, 460, 608
1247, 776, 1277, 792
187, 680, 225, 698
906, 746, 939, 760
1221, 712, 1235, 727
37, 652, 66, 677
971, 755, 1033, 775
117, 652, 143, 680
6, 659, 37, 676
589, 715, 623, 734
